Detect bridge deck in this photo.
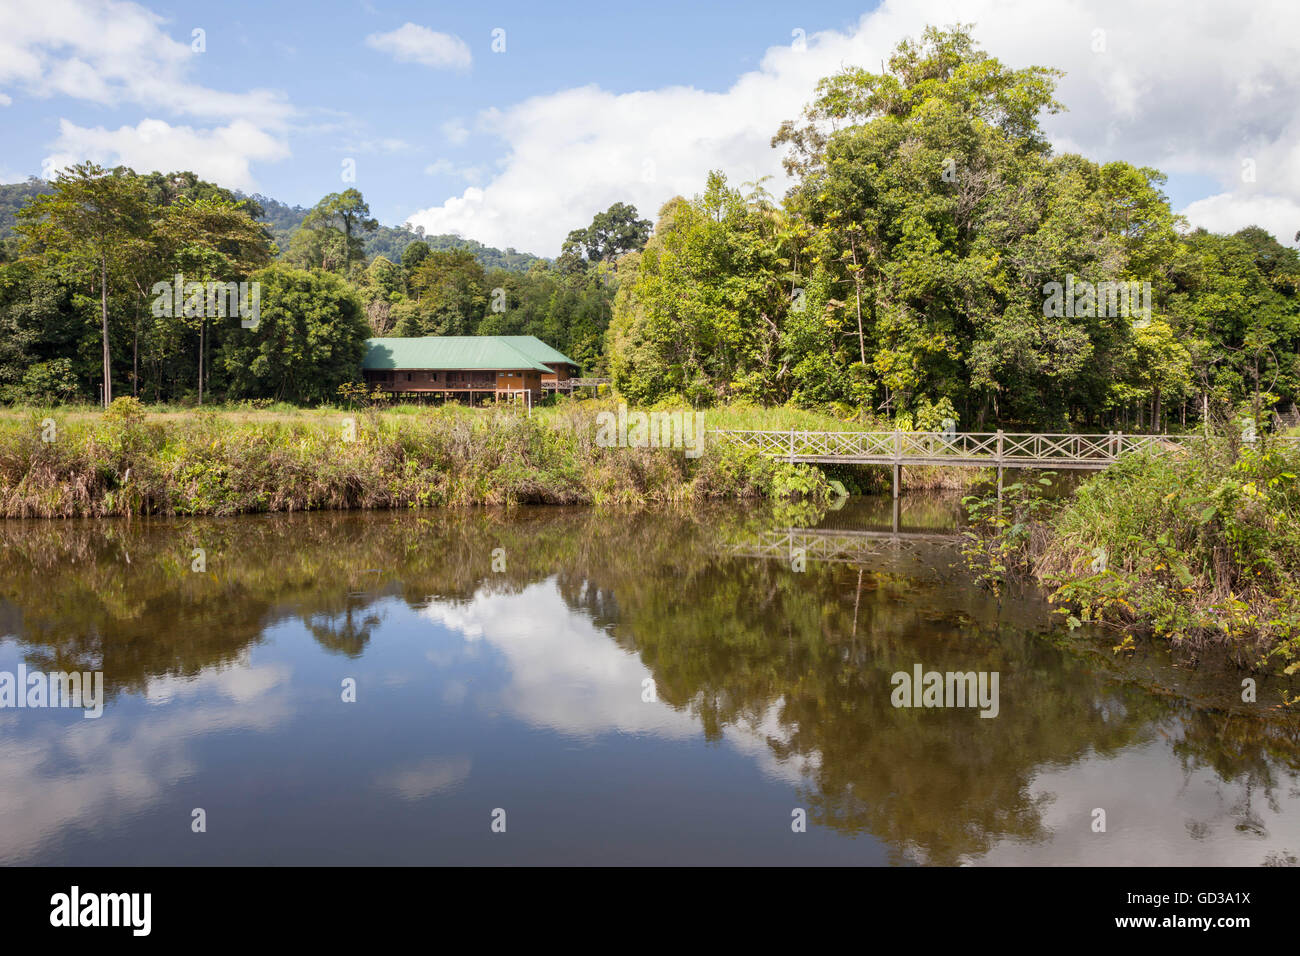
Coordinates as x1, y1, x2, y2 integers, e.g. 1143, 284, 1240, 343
762, 454, 1113, 468
708, 429, 1294, 468
709, 429, 1299, 497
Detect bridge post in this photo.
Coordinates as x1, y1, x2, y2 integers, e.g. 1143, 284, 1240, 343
788, 428, 795, 463
996, 429, 1004, 502
893, 430, 901, 499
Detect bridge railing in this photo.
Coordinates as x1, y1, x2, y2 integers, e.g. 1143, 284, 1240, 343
1000, 433, 1185, 461
541, 378, 611, 391
709, 429, 1297, 464
900, 432, 1000, 458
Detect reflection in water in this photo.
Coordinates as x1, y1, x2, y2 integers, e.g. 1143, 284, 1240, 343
0, 501, 1296, 865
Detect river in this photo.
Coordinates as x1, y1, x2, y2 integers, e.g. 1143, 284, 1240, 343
0, 497, 1296, 865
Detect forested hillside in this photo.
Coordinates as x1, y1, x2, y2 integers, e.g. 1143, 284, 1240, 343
0, 182, 545, 272
0, 179, 53, 238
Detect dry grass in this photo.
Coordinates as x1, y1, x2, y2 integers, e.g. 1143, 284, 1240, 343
0, 401, 829, 518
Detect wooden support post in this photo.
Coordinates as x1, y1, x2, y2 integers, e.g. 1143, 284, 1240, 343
892, 429, 901, 499
788, 428, 795, 463
996, 429, 1004, 503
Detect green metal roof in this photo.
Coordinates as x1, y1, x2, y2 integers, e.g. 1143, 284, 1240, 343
496, 336, 577, 368
362, 336, 556, 372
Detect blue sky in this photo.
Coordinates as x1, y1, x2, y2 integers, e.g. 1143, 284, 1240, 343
2, 0, 1298, 255
1, 0, 874, 227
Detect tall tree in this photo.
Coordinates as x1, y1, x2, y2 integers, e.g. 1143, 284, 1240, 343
153, 196, 273, 402
607, 174, 788, 405
17, 162, 149, 406
560, 202, 653, 270
291, 189, 378, 273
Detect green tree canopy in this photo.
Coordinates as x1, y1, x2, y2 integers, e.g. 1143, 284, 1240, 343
16, 162, 150, 406
218, 266, 369, 403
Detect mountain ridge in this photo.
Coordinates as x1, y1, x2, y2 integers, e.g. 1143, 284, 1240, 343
0, 178, 546, 273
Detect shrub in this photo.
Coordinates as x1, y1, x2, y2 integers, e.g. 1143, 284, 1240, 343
961, 435, 1300, 669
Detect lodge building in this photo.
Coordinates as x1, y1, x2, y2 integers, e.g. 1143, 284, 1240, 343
361, 335, 578, 404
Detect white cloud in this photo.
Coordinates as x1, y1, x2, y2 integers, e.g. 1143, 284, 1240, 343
375, 756, 472, 800
974, 739, 1300, 866
44, 117, 290, 191
441, 119, 470, 146
405, 0, 1300, 255
0, 0, 291, 124
1181, 193, 1300, 244
419, 583, 813, 784
144, 655, 291, 706
405, 77, 808, 256
365, 23, 471, 71
0, 0, 293, 189
0, 656, 292, 863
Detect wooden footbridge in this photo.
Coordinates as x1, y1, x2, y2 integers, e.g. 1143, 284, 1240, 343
709, 429, 1290, 497
542, 378, 610, 394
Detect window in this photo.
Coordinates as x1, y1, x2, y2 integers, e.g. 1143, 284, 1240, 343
406, 373, 412, 382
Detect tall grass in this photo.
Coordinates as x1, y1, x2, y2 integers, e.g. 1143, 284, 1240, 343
0, 399, 829, 518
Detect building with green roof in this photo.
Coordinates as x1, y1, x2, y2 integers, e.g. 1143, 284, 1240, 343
361, 336, 578, 403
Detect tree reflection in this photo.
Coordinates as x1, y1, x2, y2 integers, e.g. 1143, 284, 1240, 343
0, 504, 1296, 862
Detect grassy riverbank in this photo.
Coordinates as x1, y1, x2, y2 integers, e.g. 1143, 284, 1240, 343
961, 435, 1300, 672
0, 397, 998, 518
0, 398, 835, 517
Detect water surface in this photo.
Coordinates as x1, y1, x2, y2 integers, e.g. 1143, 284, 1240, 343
0, 498, 1296, 865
